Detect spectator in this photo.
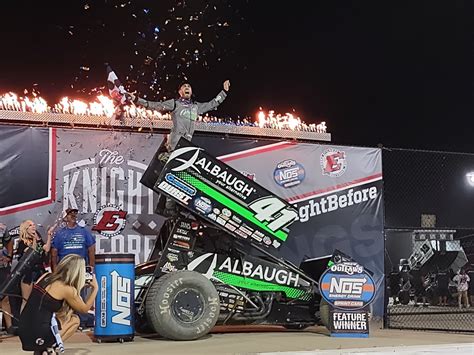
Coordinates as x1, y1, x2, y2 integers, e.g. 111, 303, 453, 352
0, 223, 14, 333
388, 266, 400, 304
19, 254, 98, 354
437, 268, 450, 306
17, 220, 52, 310
468, 267, 474, 308
453, 268, 470, 309
51, 208, 95, 271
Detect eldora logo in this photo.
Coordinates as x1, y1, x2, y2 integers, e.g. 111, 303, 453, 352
92, 204, 127, 237
319, 262, 376, 310
320, 148, 347, 177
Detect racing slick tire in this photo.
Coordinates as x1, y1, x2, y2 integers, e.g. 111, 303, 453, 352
319, 299, 330, 328
145, 270, 220, 340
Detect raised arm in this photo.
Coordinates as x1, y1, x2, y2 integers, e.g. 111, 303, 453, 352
135, 97, 176, 112
62, 278, 98, 314
197, 80, 230, 115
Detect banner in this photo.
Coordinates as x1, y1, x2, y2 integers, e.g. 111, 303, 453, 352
0, 125, 384, 314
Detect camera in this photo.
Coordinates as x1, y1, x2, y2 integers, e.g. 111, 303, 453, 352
85, 266, 93, 284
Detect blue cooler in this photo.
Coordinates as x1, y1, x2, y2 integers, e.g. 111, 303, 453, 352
94, 253, 135, 343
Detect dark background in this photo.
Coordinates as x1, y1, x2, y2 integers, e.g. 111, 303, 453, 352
0, 1, 473, 151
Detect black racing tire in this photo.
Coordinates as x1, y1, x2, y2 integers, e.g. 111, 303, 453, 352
319, 299, 330, 328
145, 270, 220, 340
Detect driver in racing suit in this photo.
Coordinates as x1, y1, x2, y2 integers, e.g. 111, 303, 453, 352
132, 80, 230, 215
133, 80, 230, 151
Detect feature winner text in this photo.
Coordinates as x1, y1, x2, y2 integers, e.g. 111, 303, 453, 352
332, 312, 368, 331
297, 185, 378, 223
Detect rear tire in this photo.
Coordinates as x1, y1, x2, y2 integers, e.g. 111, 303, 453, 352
146, 270, 220, 340
319, 299, 330, 328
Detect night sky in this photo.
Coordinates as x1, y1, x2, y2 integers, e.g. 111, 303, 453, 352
1, 1, 473, 151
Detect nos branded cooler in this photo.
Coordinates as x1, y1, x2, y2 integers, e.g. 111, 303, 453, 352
94, 254, 135, 343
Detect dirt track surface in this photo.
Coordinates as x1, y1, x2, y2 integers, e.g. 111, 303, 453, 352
1, 325, 473, 354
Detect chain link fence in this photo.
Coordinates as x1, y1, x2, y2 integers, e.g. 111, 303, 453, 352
383, 148, 474, 332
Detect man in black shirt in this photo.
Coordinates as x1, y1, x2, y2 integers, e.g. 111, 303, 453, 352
0, 223, 14, 333
437, 269, 450, 306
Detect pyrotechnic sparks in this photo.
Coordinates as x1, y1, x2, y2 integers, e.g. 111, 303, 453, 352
0, 92, 327, 133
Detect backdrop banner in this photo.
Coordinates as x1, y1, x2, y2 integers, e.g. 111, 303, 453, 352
0, 125, 384, 315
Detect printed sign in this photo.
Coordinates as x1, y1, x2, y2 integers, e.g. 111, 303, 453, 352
329, 310, 369, 337
319, 261, 376, 310
155, 138, 299, 249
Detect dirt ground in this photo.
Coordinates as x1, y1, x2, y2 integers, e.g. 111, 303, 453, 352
1, 324, 473, 355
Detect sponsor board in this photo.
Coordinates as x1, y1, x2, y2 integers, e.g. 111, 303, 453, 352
319, 262, 376, 310
321, 148, 347, 177
319, 261, 375, 338
158, 139, 299, 249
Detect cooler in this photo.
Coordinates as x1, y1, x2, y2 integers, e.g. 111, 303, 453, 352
94, 253, 135, 343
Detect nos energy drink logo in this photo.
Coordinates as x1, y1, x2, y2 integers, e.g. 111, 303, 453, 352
273, 159, 305, 188
319, 262, 376, 310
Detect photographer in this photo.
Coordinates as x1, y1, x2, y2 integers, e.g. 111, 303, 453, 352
19, 254, 98, 354
0, 222, 14, 333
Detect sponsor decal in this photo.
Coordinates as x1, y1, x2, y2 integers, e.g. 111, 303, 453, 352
273, 159, 305, 188
172, 240, 191, 249
166, 253, 179, 262
188, 253, 300, 287
262, 236, 272, 246
240, 171, 256, 181
320, 148, 347, 177
162, 262, 178, 273
157, 180, 192, 205
222, 208, 231, 217
111, 270, 131, 326
319, 262, 376, 310
172, 233, 191, 242
169, 146, 256, 199
165, 173, 196, 196
272, 240, 281, 249
194, 197, 212, 214
92, 204, 127, 237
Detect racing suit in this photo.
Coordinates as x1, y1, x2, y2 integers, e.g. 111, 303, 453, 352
136, 90, 227, 150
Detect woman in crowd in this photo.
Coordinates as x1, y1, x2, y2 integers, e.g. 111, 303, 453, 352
453, 268, 471, 309
17, 220, 53, 309
19, 254, 98, 354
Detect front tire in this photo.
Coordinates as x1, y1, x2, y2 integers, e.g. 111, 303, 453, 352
145, 270, 220, 340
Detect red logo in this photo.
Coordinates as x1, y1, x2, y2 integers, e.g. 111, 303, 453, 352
320, 149, 347, 177
92, 205, 127, 237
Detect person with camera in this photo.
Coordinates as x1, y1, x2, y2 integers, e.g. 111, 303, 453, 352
0, 222, 14, 334
19, 254, 98, 354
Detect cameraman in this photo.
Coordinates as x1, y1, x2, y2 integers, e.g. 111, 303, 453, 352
0, 223, 14, 333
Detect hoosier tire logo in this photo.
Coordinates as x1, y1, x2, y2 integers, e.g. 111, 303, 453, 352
92, 204, 127, 237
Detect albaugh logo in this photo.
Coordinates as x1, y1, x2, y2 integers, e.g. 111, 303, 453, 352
320, 148, 347, 177
168, 146, 256, 199
92, 204, 127, 237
